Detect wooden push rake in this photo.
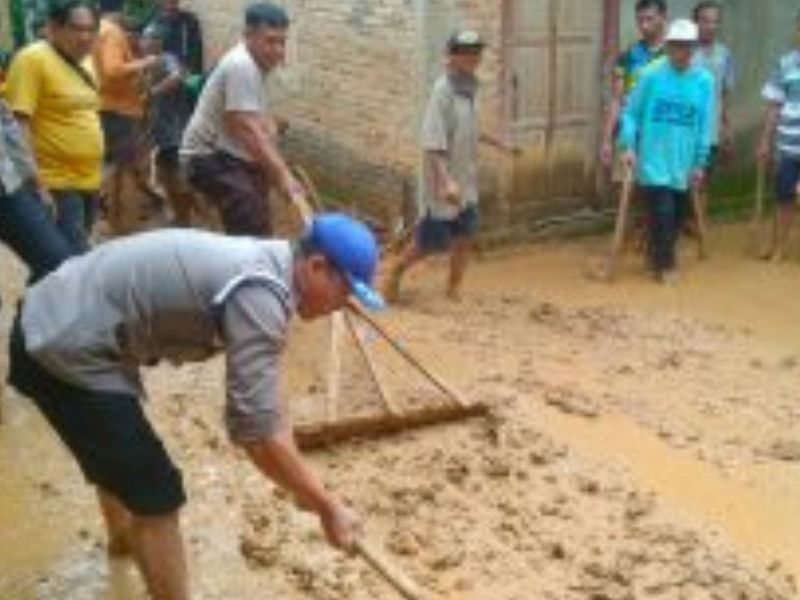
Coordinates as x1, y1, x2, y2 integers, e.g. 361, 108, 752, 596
288, 167, 489, 450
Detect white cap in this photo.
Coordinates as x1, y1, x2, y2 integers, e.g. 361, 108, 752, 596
665, 18, 699, 42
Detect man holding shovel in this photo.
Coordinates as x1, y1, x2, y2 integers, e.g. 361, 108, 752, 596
618, 18, 714, 284
384, 30, 509, 303
756, 10, 800, 262
8, 213, 383, 599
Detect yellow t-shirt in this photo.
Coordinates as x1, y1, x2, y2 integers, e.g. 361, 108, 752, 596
3, 41, 104, 190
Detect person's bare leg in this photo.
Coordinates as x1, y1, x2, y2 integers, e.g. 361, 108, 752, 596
772, 204, 796, 262
97, 488, 133, 557
383, 240, 424, 303
446, 237, 472, 301
130, 511, 189, 600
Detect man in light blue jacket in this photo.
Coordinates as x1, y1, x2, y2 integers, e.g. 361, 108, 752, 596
618, 18, 714, 283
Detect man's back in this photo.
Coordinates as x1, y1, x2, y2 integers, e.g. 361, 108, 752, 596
22, 229, 294, 394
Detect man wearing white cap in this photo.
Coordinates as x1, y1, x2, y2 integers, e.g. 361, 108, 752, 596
618, 18, 715, 283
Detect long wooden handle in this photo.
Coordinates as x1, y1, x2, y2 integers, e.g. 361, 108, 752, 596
355, 539, 424, 600
347, 301, 468, 408
610, 169, 634, 261
752, 163, 765, 227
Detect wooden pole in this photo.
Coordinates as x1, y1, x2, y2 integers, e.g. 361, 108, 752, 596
344, 312, 400, 415
605, 167, 634, 280
354, 539, 425, 600
750, 162, 766, 256
347, 301, 469, 409
325, 312, 344, 423
691, 185, 709, 260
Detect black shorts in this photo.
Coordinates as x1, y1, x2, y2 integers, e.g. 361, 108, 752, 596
7, 317, 185, 516
775, 154, 800, 206
416, 205, 479, 254
100, 111, 142, 165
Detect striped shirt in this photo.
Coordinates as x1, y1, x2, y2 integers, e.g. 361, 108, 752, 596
762, 49, 800, 157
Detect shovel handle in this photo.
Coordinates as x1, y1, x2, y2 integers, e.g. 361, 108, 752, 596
355, 539, 424, 600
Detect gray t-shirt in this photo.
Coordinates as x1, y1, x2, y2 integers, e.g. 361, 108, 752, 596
180, 42, 268, 162
418, 74, 480, 220
21, 229, 295, 443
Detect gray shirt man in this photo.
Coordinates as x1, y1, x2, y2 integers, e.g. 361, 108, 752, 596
419, 73, 480, 220
180, 42, 269, 163
0, 99, 38, 195
21, 229, 295, 443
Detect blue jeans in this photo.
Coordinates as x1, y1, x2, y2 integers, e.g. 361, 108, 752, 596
642, 186, 689, 272
52, 189, 98, 254
0, 184, 72, 284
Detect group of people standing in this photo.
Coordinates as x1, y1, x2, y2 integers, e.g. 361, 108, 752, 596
597, 0, 800, 283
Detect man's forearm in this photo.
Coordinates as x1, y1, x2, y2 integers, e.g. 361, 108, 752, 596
428, 151, 452, 190
244, 425, 333, 515
228, 113, 292, 186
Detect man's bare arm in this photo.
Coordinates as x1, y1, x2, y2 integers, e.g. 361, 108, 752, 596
243, 424, 360, 549
224, 110, 300, 200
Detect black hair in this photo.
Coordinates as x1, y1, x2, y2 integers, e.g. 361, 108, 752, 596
245, 2, 290, 29
693, 1, 721, 21
48, 0, 98, 26
98, 0, 125, 14
635, 0, 667, 14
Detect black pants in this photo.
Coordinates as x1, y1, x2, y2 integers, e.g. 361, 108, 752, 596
0, 183, 73, 316
642, 186, 689, 273
186, 152, 271, 236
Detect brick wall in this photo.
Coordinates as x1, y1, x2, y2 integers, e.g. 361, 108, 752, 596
182, 0, 507, 227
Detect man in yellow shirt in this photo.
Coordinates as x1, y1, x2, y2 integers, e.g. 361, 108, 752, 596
3, 0, 104, 253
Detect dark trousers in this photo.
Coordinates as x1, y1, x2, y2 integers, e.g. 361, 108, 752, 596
642, 185, 689, 272
51, 189, 98, 254
186, 152, 271, 236
0, 184, 73, 311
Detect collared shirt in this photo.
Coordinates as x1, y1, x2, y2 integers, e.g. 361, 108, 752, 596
181, 42, 269, 163
22, 229, 296, 444
693, 41, 734, 144
0, 98, 37, 195
762, 49, 800, 157
419, 73, 480, 220
615, 39, 666, 95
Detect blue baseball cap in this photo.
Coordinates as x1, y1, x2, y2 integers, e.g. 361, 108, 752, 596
301, 213, 385, 311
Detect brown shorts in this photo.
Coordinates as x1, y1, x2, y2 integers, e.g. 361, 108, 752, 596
185, 151, 271, 236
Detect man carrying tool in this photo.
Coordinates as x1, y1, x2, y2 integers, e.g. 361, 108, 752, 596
384, 30, 509, 303
618, 18, 714, 284
8, 212, 383, 599
181, 2, 303, 237
756, 10, 800, 262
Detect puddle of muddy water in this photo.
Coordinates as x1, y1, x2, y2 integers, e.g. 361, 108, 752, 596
538, 407, 800, 583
